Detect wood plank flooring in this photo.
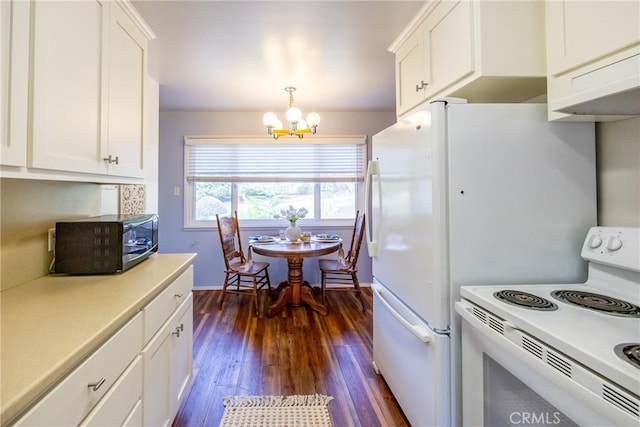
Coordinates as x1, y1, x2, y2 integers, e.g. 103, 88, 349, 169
172, 288, 410, 426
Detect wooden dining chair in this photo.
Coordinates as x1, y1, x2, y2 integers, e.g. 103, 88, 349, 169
216, 211, 271, 316
319, 211, 366, 312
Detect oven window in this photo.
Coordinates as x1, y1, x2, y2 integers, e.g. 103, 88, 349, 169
483, 355, 578, 426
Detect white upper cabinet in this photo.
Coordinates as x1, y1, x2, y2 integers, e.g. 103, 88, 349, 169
30, 0, 108, 175
1, 0, 30, 167
1, 0, 155, 181
396, 29, 427, 115
546, 0, 640, 121
391, 0, 547, 117
106, 2, 148, 178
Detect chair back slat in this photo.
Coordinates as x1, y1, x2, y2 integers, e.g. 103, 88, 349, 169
346, 212, 366, 268
216, 213, 244, 269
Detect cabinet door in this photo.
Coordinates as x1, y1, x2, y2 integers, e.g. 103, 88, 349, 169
423, 0, 473, 98
396, 30, 426, 115
142, 294, 193, 427
547, 1, 640, 76
106, 3, 147, 178
171, 297, 193, 417
142, 319, 173, 427
30, 0, 108, 175
1, 0, 29, 167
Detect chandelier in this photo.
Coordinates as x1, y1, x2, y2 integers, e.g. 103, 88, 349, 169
262, 87, 320, 139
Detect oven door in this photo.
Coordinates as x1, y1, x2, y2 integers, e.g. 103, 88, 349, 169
455, 300, 639, 427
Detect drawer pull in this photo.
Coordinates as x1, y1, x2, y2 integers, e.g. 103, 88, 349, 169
87, 378, 106, 391
177, 323, 184, 332
172, 325, 182, 337
174, 293, 184, 298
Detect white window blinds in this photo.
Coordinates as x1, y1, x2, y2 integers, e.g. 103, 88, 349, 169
184, 136, 366, 183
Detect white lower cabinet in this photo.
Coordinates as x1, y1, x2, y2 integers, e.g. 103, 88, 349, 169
13, 313, 143, 427
11, 265, 194, 427
79, 356, 143, 427
142, 294, 193, 427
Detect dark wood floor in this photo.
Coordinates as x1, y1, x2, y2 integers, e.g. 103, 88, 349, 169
172, 288, 410, 427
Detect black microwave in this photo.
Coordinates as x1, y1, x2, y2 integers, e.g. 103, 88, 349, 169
54, 214, 159, 274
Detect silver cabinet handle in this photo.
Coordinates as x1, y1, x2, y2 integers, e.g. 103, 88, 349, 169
172, 325, 183, 337
174, 293, 184, 298
103, 155, 119, 164
415, 80, 428, 92
88, 377, 106, 391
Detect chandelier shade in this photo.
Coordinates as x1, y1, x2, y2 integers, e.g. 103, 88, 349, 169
263, 87, 320, 139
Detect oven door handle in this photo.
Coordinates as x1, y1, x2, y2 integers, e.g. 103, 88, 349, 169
373, 284, 432, 343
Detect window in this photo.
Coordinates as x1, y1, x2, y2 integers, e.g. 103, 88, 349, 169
183, 136, 367, 228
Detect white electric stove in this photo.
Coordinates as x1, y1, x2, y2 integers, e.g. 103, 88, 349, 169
456, 227, 640, 426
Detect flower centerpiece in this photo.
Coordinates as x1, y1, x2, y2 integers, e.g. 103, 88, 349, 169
274, 205, 308, 241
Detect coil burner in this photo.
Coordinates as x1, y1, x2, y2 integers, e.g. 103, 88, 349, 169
552, 290, 640, 318
493, 290, 558, 311
614, 343, 640, 370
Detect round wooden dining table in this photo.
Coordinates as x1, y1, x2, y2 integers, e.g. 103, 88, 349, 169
250, 239, 342, 316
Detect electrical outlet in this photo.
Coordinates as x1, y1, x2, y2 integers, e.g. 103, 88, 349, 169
48, 228, 56, 252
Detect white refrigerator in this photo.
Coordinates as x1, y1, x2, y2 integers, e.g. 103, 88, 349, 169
366, 99, 596, 426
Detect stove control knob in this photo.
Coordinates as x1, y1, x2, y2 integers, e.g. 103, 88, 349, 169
587, 235, 602, 249
606, 236, 623, 251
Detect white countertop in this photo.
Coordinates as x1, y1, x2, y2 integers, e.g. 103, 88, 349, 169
0, 253, 198, 425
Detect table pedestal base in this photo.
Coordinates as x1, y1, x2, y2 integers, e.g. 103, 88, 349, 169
249, 245, 340, 317
268, 281, 328, 316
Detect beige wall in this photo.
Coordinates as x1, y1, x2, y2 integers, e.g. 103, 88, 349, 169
596, 117, 640, 227
0, 179, 105, 290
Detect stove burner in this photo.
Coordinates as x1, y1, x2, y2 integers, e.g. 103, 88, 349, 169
493, 290, 558, 311
552, 290, 640, 318
614, 343, 640, 370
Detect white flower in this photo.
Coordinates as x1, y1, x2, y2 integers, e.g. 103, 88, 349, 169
273, 205, 308, 223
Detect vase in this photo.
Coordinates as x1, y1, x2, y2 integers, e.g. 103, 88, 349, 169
285, 222, 301, 241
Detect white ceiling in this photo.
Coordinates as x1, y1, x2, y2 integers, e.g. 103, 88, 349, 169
131, 1, 424, 112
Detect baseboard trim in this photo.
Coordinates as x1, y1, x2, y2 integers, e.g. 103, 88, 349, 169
193, 283, 372, 291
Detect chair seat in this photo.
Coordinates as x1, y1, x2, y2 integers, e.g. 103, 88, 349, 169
228, 261, 269, 275
319, 258, 353, 273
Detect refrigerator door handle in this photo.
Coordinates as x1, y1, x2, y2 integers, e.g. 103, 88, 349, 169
365, 160, 379, 257
373, 284, 432, 343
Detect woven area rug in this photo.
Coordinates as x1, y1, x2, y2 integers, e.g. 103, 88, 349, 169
219, 394, 334, 427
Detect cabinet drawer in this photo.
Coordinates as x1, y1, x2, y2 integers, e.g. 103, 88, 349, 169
144, 266, 193, 343
14, 313, 142, 426
79, 356, 142, 426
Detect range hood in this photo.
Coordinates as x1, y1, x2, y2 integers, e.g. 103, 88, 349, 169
550, 54, 640, 117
